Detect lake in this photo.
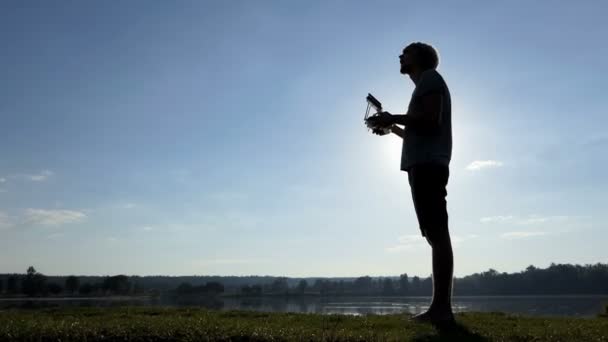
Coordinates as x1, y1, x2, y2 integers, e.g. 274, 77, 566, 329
2, 295, 607, 317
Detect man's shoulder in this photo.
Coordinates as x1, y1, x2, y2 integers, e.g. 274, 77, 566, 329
414, 69, 445, 96
421, 69, 445, 85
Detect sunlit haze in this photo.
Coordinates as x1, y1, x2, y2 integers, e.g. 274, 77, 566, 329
1, 2, 607, 278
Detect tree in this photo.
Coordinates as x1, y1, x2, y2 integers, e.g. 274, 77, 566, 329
47, 282, 63, 295
133, 282, 145, 295
337, 280, 345, 295
399, 273, 409, 295
421, 276, 433, 296
176, 282, 193, 295
251, 284, 262, 295
381, 278, 395, 295
411, 276, 421, 295
7, 275, 19, 294
297, 279, 308, 294
316, 280, 332, 296
312, 279, 323, 292
204, 281, 224, 295
270, 277, 289, 294
354, 276, 373, 294
240, 285, 252, 295
102, 275, 131, 295
65, 276, 80, 295
79, 283, 94, 295
22, 266, 47, 296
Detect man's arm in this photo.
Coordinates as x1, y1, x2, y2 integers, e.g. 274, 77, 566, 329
391, 92, 443, 131
390, 125, 405, 139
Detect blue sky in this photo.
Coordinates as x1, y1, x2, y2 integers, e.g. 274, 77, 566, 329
1, 1, 607, 277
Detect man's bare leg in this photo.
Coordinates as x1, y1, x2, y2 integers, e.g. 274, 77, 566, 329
411, 231, 454, 322
429, 231, 454, 314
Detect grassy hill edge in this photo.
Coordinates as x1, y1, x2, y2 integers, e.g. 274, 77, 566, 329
0, 306, 607, 341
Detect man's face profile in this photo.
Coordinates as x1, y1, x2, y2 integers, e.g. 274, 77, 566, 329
399, 49, 414, 75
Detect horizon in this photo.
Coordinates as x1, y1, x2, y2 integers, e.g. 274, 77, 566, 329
3, 261, 607, 279
1, 2, 607, 278
3, 259, 606, 282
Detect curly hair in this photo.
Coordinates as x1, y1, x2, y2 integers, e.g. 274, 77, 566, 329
403, 42, 439, 70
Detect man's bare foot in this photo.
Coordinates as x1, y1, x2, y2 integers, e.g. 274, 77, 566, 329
409, 309, 455, 325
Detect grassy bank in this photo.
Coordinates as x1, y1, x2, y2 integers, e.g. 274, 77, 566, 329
0, 307, 607, 341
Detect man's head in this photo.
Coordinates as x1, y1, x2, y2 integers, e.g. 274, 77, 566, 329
399, 42, 439, 75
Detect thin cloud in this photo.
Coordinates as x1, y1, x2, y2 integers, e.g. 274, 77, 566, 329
136, 222, 216, 234
0, 212, 13, 230
466, 160, 503, 171
165, 222, 216, 233
481, 215, 583, 225
122, 203, 137, 209
517, 215, 570, 225
385, 244, 418, 253
0, 176, 6, 191
192, 258, 270, 265
501, 231, 547, 239
480, 216, 514, 223
26, 170, 54, 181
397, 234, 425, 244
425, 233, 480, 248
24, 209, 86, 226
385, 234, 427, 253
453, 234, 479, 244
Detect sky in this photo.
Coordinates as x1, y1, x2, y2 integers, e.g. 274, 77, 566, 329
1, 1, 607, 278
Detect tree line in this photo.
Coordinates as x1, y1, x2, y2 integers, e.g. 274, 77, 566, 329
0, 266, 148, 297
238, 263, 608, 296
1, 263, 607, 297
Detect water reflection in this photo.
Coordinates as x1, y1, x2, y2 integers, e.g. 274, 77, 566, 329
1, 295, 607, 317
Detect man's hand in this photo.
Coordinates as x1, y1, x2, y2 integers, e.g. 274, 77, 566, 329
370, 124, 405, 138
365, 111, 394, 129
372, 127, 390, 136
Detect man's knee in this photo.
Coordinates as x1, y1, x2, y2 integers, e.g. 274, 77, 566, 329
425, 228, 451, 248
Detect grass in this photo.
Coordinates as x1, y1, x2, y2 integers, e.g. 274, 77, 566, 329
0, 306, 607, 341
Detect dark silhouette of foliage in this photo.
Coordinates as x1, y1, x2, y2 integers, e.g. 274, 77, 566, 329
297, 279, 308, 294
21, 266, 47, 297
102, 275, 131, 295
454, 263, 608, 295
6, 275, 19, 294
65, 276, 80, 295
78, 283, 95, 295
46, 282, 63, 295
270, 277, 289, 294
175, 281, 225, 296
382, 277, 396, 295
2, 263, 608, 298
399, 273, 409, 295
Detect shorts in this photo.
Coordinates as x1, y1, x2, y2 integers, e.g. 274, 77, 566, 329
407, 162, 450, 240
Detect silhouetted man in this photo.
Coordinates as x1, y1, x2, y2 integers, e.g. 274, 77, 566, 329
366, 42, 454, 325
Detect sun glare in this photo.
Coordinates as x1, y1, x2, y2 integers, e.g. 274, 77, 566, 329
381, 135, 404, 171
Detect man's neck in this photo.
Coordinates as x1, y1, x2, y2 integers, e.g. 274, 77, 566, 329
409, 69, 423, 85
